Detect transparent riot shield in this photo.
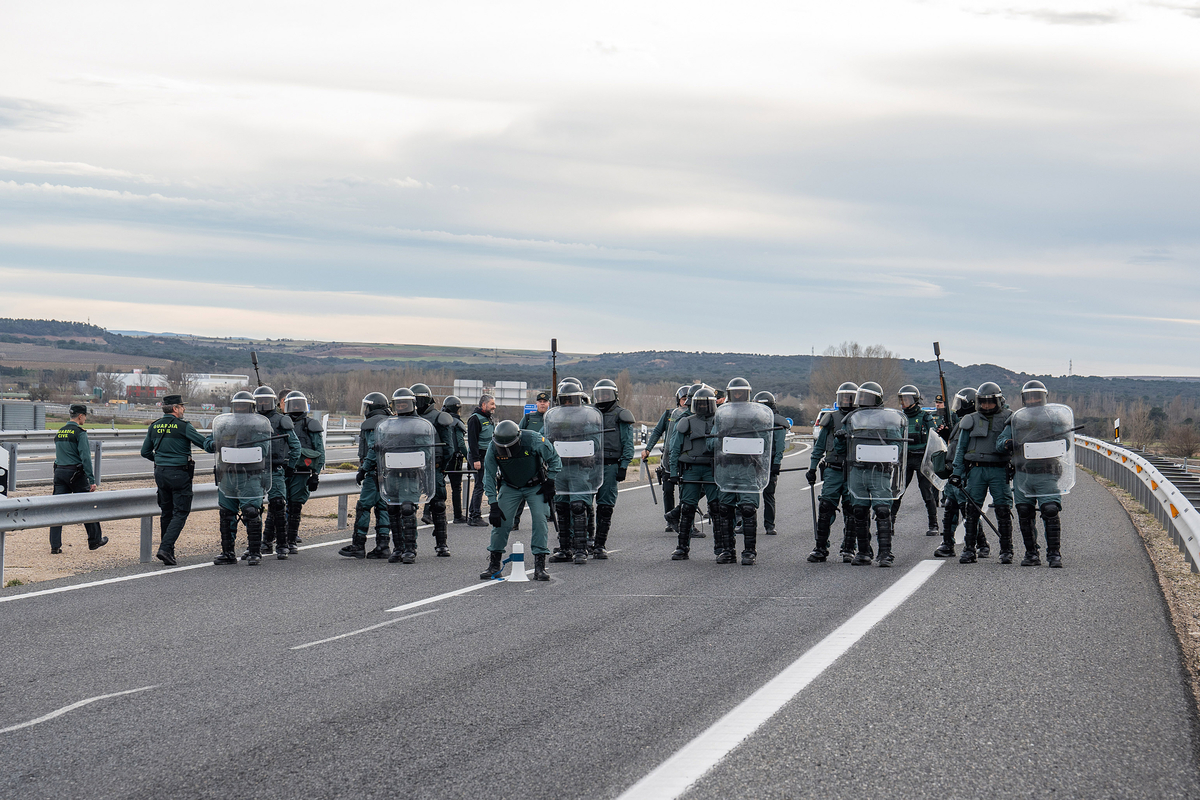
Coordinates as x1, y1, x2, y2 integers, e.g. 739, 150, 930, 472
847, 407, 908, 503
212, 412, 273, 502
713, 401, 774, 493
1012, 403, 1076, 499
544, 404, 604, 494
920, 429, 950, 491
375, 416, 437, 504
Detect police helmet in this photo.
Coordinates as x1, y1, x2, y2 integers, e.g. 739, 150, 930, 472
1021, 380, 1048, 407
441, 395, 463, 414
898, 385, 922, 410
836, 382, 859, 411
391, 387, 417, 416
557, 380, 585, 406
855, 382, 884, 408
676, 385, 690, 404
726, 377, 752, 404
492, 419, 522, 457
593, 378, 618, 407
976, 382, 1004, 416
753, 390, 776, 411
231, 391, 255, 414
253, 385, 278, 414
561, 377, 583, 391
951, 387, 977, 417
687, 383, 704, 402
409, 383, 434, 414
691, 387, 717, 418
283, 390, 309, 416
360, 391, 390, 417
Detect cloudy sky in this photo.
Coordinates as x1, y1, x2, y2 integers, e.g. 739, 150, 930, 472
2, 0, 1198, 376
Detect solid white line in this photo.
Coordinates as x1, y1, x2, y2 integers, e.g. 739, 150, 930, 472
615, 559, 944, 800
383, 574, 515, 613
0, 685, 158, 734
290, 609, 438, 650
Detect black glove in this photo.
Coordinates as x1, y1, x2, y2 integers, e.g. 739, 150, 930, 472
540, 478, 557, 505
488, 506, 505, 528
355, 468, 365, 486
284, 466, 294, 478
770, 465, 781, 477
834, 429, 846, 440
948, 474, 963, 488
616, 466, 628, 481
805, 468, 817, 485
307, 474, 320, 491
1000, 439, 1013, 454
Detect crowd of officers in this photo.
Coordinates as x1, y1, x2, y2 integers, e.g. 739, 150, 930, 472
48, 374, 1067, 575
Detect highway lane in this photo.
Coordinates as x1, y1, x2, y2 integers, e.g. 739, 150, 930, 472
1, 449, 1197, 799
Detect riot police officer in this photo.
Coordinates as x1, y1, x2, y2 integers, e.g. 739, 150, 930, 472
140, 394, 214, 564
806, 382, 858, 563
591, 378, 635, 559
510, 390, 552, 531
479, 419, 562, 581
375, 388, 439, 564
50, 404, 108, 554
643, 385, 689, 532
341, 392, 393, 559
443, 395, 471, 524
843, 382, 907, 567
754, 391, 789, 535
894, 385, 941, 536
213, 392, 271, 565
283, 390, 324, 555
713, 378, 773, 565
668, 387, 720, 560
934, 387, 975, 558
253, 386, 301, 559
950, 382, 1013, 564
545, 382, 603, 564
412, 383, 456, 557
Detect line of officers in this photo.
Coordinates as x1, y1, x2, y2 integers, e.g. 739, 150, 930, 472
804, 379, 1075, 568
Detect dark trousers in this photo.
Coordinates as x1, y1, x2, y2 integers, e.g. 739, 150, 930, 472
154, 464, 194, 554
763, 470, 780, 529
49, 466, 103, 549
468, 465, 486, 519
448, 470, 464, 518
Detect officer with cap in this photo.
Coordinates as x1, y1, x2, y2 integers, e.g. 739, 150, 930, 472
591, 378, 635, 558
933, 387, 975, 558
643, 386, 690, 531
341, 392, 393, 559
806, 382, 858, 563
282, 390, 324, 555
950, 381, 1013, 564
254, 386, 301, 559
667, 386, 721, 560
511, 390, 553, 531
411, 383, 456, 557
478, 419, 562, 581
442, 395, 471, 524
140, 394, 214, 564
49, 404, 109, 554
754, 391, 790, 535
894, 385, 941, 536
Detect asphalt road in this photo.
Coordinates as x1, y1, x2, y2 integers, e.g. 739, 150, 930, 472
2, 447, 1197, 799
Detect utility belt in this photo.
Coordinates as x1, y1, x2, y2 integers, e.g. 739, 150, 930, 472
52, 462, 85, 479
154, 459, 197, 479
965, 456, 1006, 466
679, 455, 713, 467
1019, 463, 1061, 476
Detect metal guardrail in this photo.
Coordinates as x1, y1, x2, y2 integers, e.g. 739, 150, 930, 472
0, 473, 361, 584
1075, 434, 1200, 574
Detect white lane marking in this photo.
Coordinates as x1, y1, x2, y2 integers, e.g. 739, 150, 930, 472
383, 571, 529, 613
291, 609, 438, 650
0, 685, 158, 734
616, 559, 944, 800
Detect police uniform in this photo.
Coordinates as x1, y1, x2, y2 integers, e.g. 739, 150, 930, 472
807, 405, 858, 562
759, 399, 789, 535
894, 392, 941, 535
512, 391, 551, 531
467, 404, 495, 525
140, 395, 214, 564
343, 398, 392, 558
260, 398, 302, 556
444, 397, 471, 523
413, 384, 457, 556
592, 381, 635, 557
481, 428, 562, 573
49, 405, 107, 553
667, 389, 720, 560
285, 396, 325, 555
951, 384, 1014, 563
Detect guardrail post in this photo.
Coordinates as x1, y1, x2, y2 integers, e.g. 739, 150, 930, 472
1, 531, 6, 586
337, 495, 348, 529
140, 516, 154, 563
92, 440, 103, 485
7, 443, 17, 494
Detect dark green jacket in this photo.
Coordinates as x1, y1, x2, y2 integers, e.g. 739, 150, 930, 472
140, 414, 214, 468
520, 410, 545, 433
483, 430, 561, 502
55, 421, 97, 485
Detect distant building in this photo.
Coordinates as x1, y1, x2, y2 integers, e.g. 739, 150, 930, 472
99, 371, 251, 403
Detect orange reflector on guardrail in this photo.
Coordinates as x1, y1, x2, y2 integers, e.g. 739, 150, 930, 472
1136, 465, 1143, 473
1122, 456, 1128, 463
1151, 480, 1158, 490
1171, 504, 1179, 519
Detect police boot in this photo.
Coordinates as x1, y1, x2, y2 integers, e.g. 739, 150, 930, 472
1017, 504, 1041, 566
339, 534, 367, 559
401, 511, 419, 564
665, 504, 681, 533
851, 507, 873, 566
551, 502, 574, 562
740, 504, 757, 565
672, 505, 695, 560
533, 553, 550, 581
480, 550, 503, 580
715, 504, 737, 564
268, 497, 288, 558
959, 507, 978, 564
388, 522, 406, 563
975, 517, 991, 558
839, 497, 856, 562
935, 502, 958, 558
995, 506, 1014, 564
593, 504, 613, 559
734, 507, 744, 535
571, 501, 589, 564
244, 507, 264, 566
432, 502, 450, 557
585, 503, 596, 552
214, 509, 238, 565
366, 528, 390, 560
926, 508, 940, 537
809, 498, 837, 562
1043, 502, 1063, 568
875, 507, 894, 567
286, 501, 303, 554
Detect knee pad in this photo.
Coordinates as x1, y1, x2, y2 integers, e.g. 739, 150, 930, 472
400, 502, 417, 516
1016, 503, 1035, 520
241, 505, 261, 521
287, 501, 303, 515
739, 503, 756, 519
872, 505, 891, 523
993, 505, 1012, 520
853, 505, 870, 522
1040, 501, 1061, 519
431, 498, 446, 512
964, 503, 980, 520
571, 500, 588, 515
268, 496, 286, 513
818, 498, 838, 516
